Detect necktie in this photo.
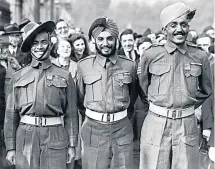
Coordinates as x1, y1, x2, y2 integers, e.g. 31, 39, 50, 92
128, 51, 132, 60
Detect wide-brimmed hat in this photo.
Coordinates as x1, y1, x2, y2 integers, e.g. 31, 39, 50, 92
19, 18, 31, 30
3, 23, 23, 35
21, 21, 55, 53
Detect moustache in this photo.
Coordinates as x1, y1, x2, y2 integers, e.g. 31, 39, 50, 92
101, 45, 112, 49
173, 32, 186, 36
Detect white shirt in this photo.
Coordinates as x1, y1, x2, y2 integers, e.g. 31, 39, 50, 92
124, 50, 136, 61
9, 45, 18, 55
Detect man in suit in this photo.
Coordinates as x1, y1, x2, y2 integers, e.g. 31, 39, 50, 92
3, 23, 31, 68
118, 29, 140, 63
3, 23, 32, 101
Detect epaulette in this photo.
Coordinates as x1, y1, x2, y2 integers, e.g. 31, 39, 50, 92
118, 55, 135, 62
14, 64, 29, 72
78, 55, 96, 63
152, 43, 164, 47
186, 41, 202, 49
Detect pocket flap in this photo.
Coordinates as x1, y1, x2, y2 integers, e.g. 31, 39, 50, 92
149, 65, 171, 75
48, 139, 69, 149
83, 75, 102, 84
123, 74, 132, 84
116, 133, 134, 145
114, 73, 132, 84
190, 64, 201, 77
47, 75, 67, 88
15, 76, 35, 87
181, 134, 199, 146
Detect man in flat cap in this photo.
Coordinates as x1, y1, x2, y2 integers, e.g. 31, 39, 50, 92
138, 2, 212, 169
4, 21, 78, 169
77, 17, 137, 169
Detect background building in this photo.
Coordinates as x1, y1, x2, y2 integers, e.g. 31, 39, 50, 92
0, 0, 10, 25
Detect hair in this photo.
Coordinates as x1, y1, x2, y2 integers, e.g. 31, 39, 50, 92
120, 29, 135, 41
67, 33, 89, 61
202, 26, 214, 34
198, 33, 211, 40
136, 36, 152, 49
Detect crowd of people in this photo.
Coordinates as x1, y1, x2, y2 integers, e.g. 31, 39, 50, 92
0, 1, 214, 169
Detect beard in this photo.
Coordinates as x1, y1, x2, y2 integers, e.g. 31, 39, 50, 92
95, 43, 117, 57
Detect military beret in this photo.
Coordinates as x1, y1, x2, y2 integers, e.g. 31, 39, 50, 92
160, 2, 196, 28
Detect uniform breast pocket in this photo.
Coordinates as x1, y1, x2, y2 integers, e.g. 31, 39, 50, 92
83, 74, 102, 102
149, 64, 171, 95
14, 76, 35, 107
46, 75, 67, 107
183, 63, 201, 95
113, 73, 132, 101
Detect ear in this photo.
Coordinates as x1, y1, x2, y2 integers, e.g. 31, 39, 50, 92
162, 27, 167, 36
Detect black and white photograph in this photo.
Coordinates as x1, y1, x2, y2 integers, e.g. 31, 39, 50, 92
0, 0, 214, 169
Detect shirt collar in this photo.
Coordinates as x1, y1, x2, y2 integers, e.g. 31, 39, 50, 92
31, 57, 52, 69
9, 45, 17, 54
165, 40, 187, 54
96, 53, 118, 67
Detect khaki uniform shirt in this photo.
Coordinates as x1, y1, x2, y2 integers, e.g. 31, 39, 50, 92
138, 41, 212, 109
4, 58, 78, 150
77, 53, 137, 117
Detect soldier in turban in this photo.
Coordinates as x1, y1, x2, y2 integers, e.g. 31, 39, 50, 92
138, 2, 212, 169
77, 17, 137, 169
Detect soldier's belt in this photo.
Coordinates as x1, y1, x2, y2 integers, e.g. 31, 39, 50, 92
85, 109, 127, 123
149, 102, 195, 119
20, 115, 62, 126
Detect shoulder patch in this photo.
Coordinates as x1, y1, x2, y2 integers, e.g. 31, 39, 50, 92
137, 65, 141, 74
78, 55, 96, 63
14, 65, 30, 73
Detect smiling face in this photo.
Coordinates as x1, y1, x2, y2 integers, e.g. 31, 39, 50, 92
95, 31, 117, 57
121, 34, 135, 52
56, 21, 69, 39
30, 31, 50, 60
164, 17, 189, 45
73, 38, 85, 57
57, 40, 72, 58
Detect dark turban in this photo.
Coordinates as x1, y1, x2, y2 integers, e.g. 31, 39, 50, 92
88, 17, 119, 39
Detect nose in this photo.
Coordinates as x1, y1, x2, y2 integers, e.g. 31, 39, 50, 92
175, 24, 183, 32
103, 39, 108, 46
37, 42, 43, 49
